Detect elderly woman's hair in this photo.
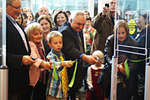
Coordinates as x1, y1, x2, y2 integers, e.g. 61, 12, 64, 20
114, 20, 129, 35
47, 31, 62, 43
25, 22, 42, 41
54, 10, 68, 25
37, 15, 52, 29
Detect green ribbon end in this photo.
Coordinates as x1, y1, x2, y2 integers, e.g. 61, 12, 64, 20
124, 59, 130, 79
69, 60, 78, 88
53, 63, 58, 81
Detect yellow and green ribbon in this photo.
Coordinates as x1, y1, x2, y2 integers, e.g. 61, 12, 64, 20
69, 60, 78, 88
124, 57, 150, 79
130, 57, 150, 63
53, 63, 58, 81
124, 59, 130, 79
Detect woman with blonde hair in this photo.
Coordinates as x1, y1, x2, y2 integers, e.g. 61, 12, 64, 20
25, 22, 51, 100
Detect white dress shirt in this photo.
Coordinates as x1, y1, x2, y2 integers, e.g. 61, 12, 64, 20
7, 15, 29, 52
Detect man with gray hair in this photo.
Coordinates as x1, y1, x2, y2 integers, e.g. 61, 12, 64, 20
59, 11, 97, 100
6, 0, 35, 100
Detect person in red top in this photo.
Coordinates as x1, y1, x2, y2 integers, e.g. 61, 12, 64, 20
86, 50, 106, 100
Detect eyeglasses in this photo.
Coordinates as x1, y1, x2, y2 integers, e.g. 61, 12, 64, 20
9, 4, 21, 9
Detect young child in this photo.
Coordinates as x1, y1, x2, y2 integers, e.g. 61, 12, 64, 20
104, 20, 139, 100
86, 50, 105, 100
46, 31, 74, 100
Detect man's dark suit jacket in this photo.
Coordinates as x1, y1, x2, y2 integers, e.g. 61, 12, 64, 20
6, 15, 31, 91
59, 23, 85, 91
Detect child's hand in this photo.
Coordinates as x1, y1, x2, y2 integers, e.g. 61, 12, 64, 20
117, 63, 125, 75
61, 61, 75, 67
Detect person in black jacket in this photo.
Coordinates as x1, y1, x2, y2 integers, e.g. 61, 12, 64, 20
134, 23, 150, 100
59, 12, 97, 100
6, 0, 35, 100
103, 20, 139, 100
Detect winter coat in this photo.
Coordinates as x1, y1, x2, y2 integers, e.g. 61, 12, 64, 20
92, 13, 114, 52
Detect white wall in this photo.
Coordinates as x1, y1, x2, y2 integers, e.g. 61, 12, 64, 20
88, 0, 94, 17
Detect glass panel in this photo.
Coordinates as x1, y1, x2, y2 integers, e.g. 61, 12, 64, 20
94, 0, 98, 16
112, 0, 150, 100
117, 0, 150, 54
22, 0, 88, 14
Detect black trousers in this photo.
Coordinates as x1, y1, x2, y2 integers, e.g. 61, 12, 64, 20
31, 81, 47, 100
8, 86, 33, 100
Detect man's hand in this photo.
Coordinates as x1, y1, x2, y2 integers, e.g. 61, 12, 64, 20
82, 54, 97, 64
102, 6, 110, 16
61, 61, 75, 68
22, 55, 36, 66
41, 61, 53, 70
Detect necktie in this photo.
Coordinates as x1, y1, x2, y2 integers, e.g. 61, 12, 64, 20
77, 32, 84, 52
60, 56, 68, 95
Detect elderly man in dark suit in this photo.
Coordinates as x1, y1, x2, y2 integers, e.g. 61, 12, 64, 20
6, 0, 35, 100
59, 12, 97, 100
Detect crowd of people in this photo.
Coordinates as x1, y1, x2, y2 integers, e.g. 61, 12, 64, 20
6, 0, 150, 100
